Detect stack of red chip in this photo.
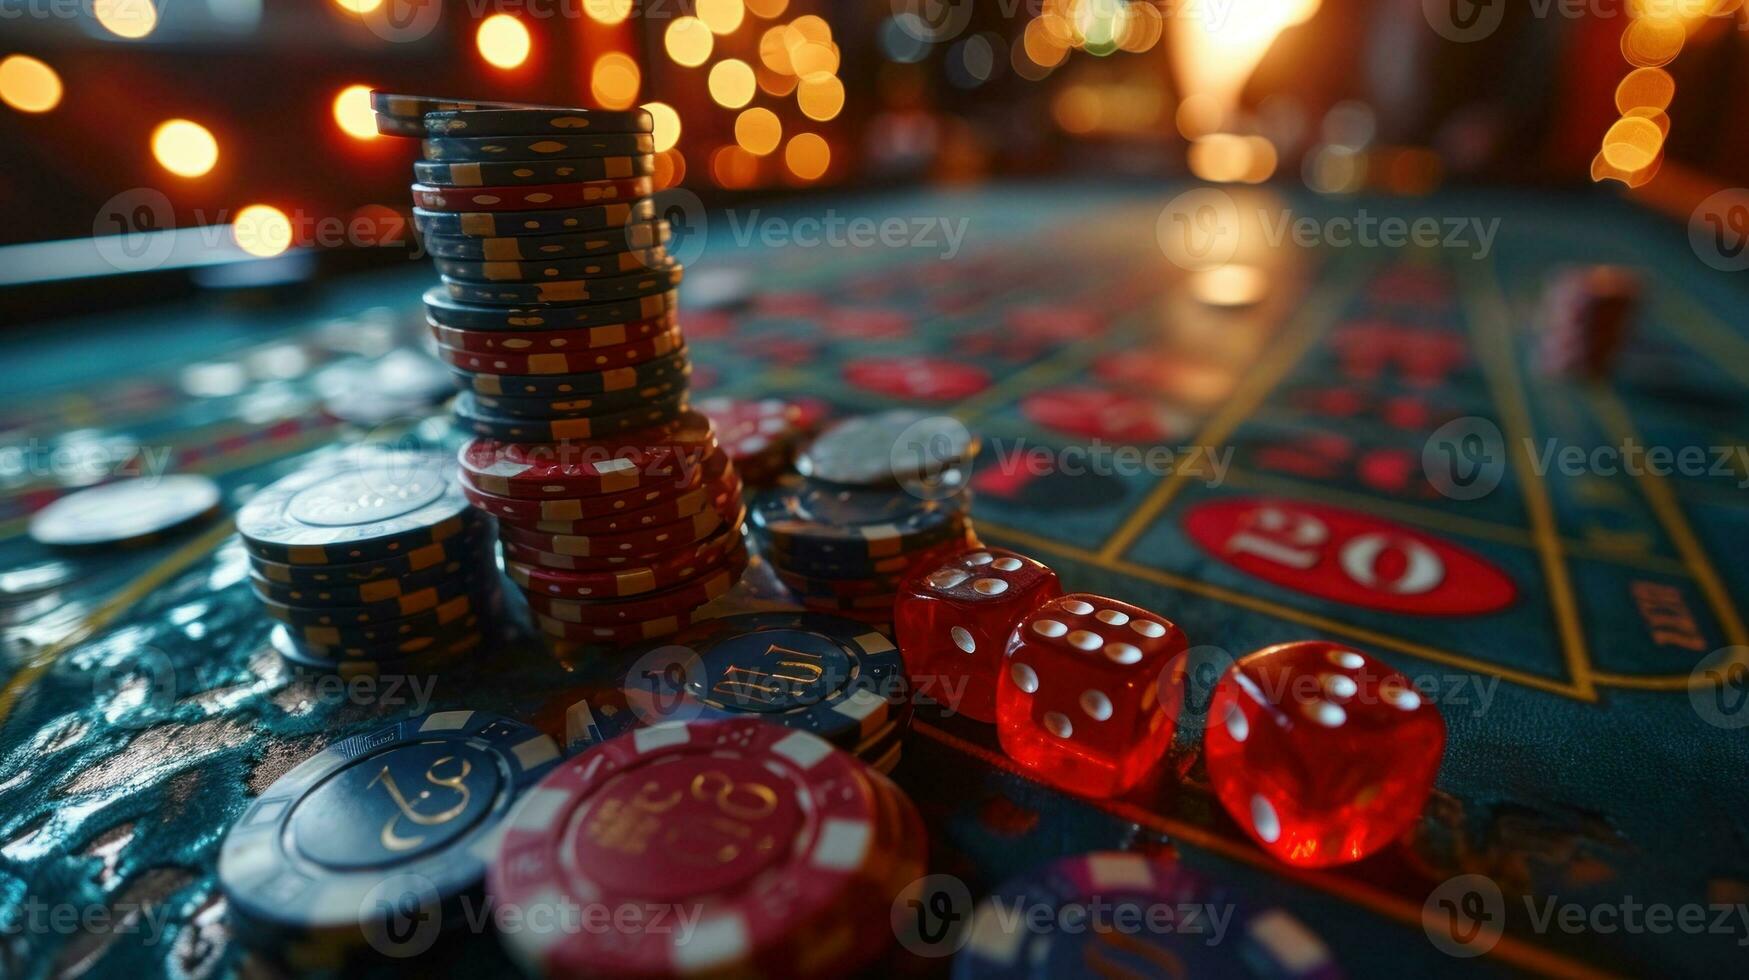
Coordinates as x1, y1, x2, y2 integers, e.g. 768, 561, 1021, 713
1538, 264, 1641, 379
488, 717, 926, 979
458, 410, 750, 645
697, 395, 817, 486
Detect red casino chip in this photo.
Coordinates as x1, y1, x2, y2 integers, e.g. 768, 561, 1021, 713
519, 467, 741, 536
498, 499, 742, 560
435, 324, 682, 375
843, 356, 990, 402
430, 315, 675, 353
507, 519, 742, 597
696, 396, 806, 484
488, 717, 883, 978
409, 176, 654, 212
1020, 387, 1189, 444
459, 447, 723, 523
525, 543, 747, 625
456, 410, 719, 498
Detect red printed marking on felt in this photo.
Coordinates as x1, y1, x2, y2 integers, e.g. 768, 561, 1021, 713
1182, 497, 1516, 615
823, 308, 913, 340
1021, 387, 1187, 444
843, 356, 990, 402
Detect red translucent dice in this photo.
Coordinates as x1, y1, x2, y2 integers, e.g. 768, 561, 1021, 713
996, 593, 1187, 798
895, 546, 1062, 722
1204, 640, 1445, 867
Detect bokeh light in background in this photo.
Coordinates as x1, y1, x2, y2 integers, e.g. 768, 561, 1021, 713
585, 0, 634, 25
785, 132, 829, 180
152, 119, 219, 178
698, 0, 746, 35
666, 17, 714, 68
93, 0, 158, 39
330, 0, 382, 12
644, 101, 681, 153
709, 60, 757, 109
745, 0, 788, 17
0, 55, 62, 114
591, 53, 641, 110
332, 85, 377, 140
736, 107, 782, 156
232, 205, 292, 257
476, 15, 532, 70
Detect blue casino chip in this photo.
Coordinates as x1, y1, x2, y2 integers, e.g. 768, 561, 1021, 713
954, 852, 1342, 979
628, 611, 909, 748
236, 452, 477, 565
751, 477, 969, 563
217, 710, 560, 951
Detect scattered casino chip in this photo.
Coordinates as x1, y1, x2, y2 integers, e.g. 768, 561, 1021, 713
421, 132, 658, 162
753, 477, 969, 557
422, 286, 676, 332
440, 260, 681, 306
411, 176, 655, 213
413, 152, 655, 188
412, 198, 658, 240
488, 717, 898, 978
697, 396, 808, 486
955, 852, 1341, 979
236, 454, 474, 565
29, 475, 222, 547
421, 219, 667, 261
422, 105, 655, 137
797, 409, 977, 490
219, 710, 560, 957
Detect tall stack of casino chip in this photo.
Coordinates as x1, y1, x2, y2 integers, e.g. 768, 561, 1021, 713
370, 94, 749, 644
489, 716, 925, 979
752, 410, 980, 623
238, 452, 498, 675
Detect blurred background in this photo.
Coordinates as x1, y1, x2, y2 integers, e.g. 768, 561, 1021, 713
0, 0, 1746, 253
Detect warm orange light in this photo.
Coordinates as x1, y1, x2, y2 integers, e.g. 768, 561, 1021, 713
152, 119, 219, 178
735, 107, 782, 155
94, 0, 157, 38
0, 55, 62, 113
698, 0, 745, 34
1022, 18, 1069, 70
233, 205, 293, 257
584, 0, 634, 25
758, 65, 798, 96
760, 26, 796, 74
711, 145, 760, 188
796, 74, 844, 121
477, 15, 532, 69
331, 0, 382, 12
333, 84, 377, 140
784, 132, 829, 180
666, 17, 714, 67
746, 0, 788, 17
785, 14, 831, 44
1601, 115, 1665, 170
592, 53, 641, 109
653, 148, 686, 189
790, 41, 839, 78
708, 59, 757, 109
643, 101, 681, 152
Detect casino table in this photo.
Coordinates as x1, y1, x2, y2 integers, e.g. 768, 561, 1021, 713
2, 182, 1747, 978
